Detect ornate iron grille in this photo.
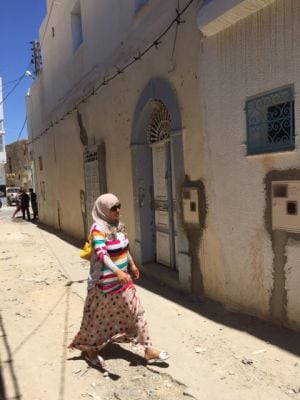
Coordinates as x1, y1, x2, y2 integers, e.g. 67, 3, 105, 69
246, 86, 295, 155
147, 100, 171, 144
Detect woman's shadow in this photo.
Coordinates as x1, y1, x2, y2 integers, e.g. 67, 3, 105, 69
68, 342, 169, 380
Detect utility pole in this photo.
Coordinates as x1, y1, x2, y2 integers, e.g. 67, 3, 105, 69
30, 40, 42, 75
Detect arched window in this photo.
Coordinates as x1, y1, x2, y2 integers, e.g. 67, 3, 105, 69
147, 100, 171, 144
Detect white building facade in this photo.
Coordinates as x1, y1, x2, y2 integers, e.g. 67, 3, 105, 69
0, 77, 6, 194
27, 0, 300, 331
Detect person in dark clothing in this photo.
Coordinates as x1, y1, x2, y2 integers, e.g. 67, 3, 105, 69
29, 188, 38, 220
20, 189, 30, 220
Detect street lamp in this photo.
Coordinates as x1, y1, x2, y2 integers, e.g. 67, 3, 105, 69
25, 70, 34, 80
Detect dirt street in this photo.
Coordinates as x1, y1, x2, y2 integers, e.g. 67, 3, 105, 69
0, 206, 300, 400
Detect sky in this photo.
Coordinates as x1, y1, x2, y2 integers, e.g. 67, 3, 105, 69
0, 1, 46, 145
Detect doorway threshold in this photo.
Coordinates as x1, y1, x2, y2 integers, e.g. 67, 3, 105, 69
139, 262, 181, 291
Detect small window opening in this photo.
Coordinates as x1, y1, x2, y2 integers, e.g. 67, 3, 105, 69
273, 184, 288, 198
38, 156, 43, 171
287, 201, 297, 215
71, 1, 83, 52
190, 201, 196, 212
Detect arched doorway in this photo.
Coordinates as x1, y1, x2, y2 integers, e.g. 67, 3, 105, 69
131, 78, 190, 289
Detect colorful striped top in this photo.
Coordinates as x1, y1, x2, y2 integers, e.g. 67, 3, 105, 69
88, 222, 132, 294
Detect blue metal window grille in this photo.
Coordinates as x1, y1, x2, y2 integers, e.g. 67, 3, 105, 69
246, 86, 295, 155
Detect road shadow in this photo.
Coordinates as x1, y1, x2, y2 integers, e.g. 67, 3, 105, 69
68, 342, 169, 378
67, 353, 120, 379
0, 358, 7, 400
34, 221, 83, 248
101, 343, 169, 368
136, 274, 300, 357
0, 313, 21, 400
32, 222, 300, 358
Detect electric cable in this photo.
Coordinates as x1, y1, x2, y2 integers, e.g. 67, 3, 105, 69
0, 75, 25, 106
2, 76, 24, 87
0, 62, 32, 106
16, 117, 27, 142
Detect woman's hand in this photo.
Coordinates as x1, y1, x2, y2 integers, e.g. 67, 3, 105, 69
115, 269, 131, 284
129, 263, 140, 280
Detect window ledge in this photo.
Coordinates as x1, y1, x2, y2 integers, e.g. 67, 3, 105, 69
197, 0, 276, 37
246, 149, 296, 158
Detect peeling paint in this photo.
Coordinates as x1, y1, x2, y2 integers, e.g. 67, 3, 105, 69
249, 228, 268, 314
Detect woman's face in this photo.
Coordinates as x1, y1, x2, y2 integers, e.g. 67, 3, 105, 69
108, 203, 121, 221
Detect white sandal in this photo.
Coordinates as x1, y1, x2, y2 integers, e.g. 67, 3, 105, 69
85, 354, 106, 368
147, 351, 170, 364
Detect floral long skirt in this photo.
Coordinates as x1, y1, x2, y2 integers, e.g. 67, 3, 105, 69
68, 285, 152, 353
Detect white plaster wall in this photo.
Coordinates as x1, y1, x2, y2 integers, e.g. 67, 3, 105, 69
27, 0, 202, 262
199, 0, 300, 317
29, 0, 300, 321
0, 77, 6, 165
35, 0, 185, 125
0, 77, 3, 121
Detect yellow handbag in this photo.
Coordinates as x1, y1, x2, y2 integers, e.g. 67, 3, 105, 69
79, 233, 92, 260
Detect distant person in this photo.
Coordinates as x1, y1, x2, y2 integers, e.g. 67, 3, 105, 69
11, 190, 22, 218
29, 188, 38, 220
20, 189, 30, 220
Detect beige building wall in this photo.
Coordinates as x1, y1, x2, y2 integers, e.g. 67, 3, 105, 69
5, 140, 32, 189
27, 0, 300, 330
26, 0, 203, 292
198, 0, 300, 329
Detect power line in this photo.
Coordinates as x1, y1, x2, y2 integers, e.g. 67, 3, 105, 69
2, 76, 24, 87
0, 75, 25, 106
16, 117, 27, 142
0, 63, 32, 106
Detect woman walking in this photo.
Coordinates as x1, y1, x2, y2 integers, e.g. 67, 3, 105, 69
11, 190, 22, 218
69, 193, 168, 367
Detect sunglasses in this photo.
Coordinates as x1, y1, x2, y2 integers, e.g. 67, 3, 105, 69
110, 204, 121, 212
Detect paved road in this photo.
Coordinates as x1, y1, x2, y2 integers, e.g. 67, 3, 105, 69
1, 205, 300, 400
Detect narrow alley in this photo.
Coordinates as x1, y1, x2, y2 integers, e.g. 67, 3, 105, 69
0, 206, 300, 400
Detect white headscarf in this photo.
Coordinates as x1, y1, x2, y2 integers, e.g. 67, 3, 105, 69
91, 193, 124, 235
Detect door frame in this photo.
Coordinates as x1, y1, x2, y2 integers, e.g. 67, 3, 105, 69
130, 77, 192, 292
151, 139, 176, 268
